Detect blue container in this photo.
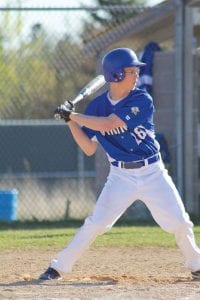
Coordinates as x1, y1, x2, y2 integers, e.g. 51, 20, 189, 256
0, 190, 18, 222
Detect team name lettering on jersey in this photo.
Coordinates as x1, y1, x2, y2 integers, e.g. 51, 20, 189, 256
101, 125, 128, 136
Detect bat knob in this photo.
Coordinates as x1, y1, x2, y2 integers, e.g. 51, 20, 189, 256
54, 113, 61, 120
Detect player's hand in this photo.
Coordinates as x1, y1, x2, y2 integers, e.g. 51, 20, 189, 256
54, 101, 74, 123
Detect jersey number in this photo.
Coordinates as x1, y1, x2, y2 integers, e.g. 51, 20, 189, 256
131, 126, 147, 144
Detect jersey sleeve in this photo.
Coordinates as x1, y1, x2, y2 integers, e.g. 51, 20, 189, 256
114, 95, 154, 129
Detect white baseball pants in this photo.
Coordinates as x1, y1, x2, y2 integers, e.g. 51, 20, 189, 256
51, 160, 200, 273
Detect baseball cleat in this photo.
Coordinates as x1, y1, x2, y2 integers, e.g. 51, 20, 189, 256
191, 270, 200, 280
39, 267, 62, 280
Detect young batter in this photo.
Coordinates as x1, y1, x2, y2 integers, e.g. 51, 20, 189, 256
39, 48, 200, 280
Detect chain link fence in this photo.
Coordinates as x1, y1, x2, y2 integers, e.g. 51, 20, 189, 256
0, 4, 156, 221
0, 2, 199, 221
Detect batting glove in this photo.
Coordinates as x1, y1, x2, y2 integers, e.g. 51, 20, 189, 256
54, 101, 74, 123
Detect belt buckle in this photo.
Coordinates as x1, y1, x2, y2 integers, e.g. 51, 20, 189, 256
120, 161, 125, 168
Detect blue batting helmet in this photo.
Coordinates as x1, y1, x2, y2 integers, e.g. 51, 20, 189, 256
102, 48, 146, 82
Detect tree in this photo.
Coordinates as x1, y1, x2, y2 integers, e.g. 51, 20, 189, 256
0, 17, 58, 119
90, 0, 147, 24
52, 35, 95, 113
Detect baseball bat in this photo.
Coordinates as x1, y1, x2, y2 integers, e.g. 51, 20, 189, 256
54, 75, 106, 120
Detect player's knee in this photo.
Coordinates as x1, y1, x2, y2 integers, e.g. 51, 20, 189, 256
83, 216, 111, 235
174, 217, 194, 235
163, 211, 193, 233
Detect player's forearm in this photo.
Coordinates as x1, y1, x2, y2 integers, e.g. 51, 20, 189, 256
70, 112, 124, 131
67, 121, 97, 156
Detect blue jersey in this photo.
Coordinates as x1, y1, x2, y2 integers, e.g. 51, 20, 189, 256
82, 88, 160, 162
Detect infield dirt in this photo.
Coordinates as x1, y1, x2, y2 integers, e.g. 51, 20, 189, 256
0, 246, 200, 299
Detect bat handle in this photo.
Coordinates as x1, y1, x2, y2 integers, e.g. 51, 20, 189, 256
71, 94, 84, 105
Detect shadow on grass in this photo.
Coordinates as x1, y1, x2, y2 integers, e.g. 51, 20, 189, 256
0, 219, 83, 231
0, 215, 199, 231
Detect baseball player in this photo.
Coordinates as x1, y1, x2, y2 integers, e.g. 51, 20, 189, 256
39, 48, 200, 281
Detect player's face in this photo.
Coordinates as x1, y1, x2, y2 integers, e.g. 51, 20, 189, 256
123, 67, 139, 89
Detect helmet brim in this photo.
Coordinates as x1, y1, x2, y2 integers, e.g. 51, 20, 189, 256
133, 62, 146, 67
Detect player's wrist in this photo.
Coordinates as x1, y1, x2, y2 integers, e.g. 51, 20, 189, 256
65, 119, 72, 126
69, 112, 77, 121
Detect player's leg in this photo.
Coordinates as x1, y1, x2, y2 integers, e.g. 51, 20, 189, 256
43, 166, 138, 276
141, 160, 200, 272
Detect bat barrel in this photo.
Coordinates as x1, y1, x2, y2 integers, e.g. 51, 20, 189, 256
54, 75, 106, 119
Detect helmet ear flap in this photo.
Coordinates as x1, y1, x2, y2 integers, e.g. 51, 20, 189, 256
112, 73, 118, 80
112, 70, 125, 82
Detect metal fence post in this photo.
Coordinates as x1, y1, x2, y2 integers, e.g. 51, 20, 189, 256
174, 0, 184, 198
183, 5, 196, 212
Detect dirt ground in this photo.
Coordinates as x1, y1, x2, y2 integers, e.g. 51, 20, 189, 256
0, 246, 200, 300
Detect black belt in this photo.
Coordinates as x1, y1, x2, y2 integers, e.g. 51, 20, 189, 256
111, 154, 160, 169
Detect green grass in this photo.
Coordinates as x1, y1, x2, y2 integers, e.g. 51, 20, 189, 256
1, 221, 200, 250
